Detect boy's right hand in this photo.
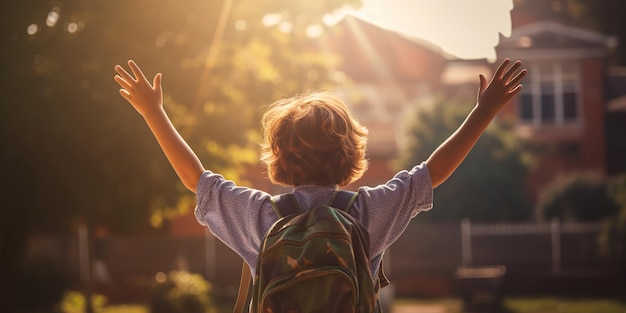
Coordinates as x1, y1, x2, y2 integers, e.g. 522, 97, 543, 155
476, 59, 527, 116
114, 60, 163, 118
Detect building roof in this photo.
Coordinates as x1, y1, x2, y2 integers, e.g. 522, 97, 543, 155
316, 14, 449, 83
312, 14, 453, 158
497, 21, 611, 60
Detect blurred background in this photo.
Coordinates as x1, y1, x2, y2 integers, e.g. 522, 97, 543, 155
1, 0, 625, 312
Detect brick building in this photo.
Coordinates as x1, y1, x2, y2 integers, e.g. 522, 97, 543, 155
496, 2, 616, 201
172, 5, 622, 230
98, 4, 626, 300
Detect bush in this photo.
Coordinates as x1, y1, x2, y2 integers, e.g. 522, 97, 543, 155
537, 171, 619, 222
58, 290, 108, 313
149, 271, 213, 313
599, 174, 626, 261
397, 99, 532, 222
607, 174, 626, 230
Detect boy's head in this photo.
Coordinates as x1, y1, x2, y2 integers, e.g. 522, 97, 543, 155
261, 92, 368, 187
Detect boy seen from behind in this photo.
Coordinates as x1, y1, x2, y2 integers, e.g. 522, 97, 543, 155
114, 58, 527, 312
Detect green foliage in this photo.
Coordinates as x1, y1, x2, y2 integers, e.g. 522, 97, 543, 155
607, 174, 626, 230
566, 0, 626, 65
1, 0, 360, 234
149, 271, 214, 313
537, 171, 619, 222
505, 297, 626, 313
514, 0, 626, 65
101, 305, 148, 313
397, 99, 532, 222
598, 174, 626, 260
58, 291, 108, 313
0, 1, 359, 309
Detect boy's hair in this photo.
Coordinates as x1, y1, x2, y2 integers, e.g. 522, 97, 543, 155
260, 92, 368, 187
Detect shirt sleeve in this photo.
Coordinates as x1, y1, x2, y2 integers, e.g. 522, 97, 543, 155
194, 171, 276, 268
353, 162, 433, 257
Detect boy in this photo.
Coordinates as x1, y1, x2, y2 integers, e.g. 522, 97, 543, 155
114, 58, 526, 305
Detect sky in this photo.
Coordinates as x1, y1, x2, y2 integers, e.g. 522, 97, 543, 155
354, 0, 515, 61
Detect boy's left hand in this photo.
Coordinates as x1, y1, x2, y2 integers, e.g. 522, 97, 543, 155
477, 59, 527, 114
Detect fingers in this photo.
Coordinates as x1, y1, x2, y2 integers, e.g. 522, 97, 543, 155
114, 74, 132, 90
507, 69, 528, 89
492, 59, 526, 96
510, 84, 523, 94
507, 84, 524, 100
115, 64, 135, 82
114, 60, 148, 82
502, 60, 523, 82
118, 89, 131, 103
494, 58, 511, 79
478, 74, 487, 92
153, 73, 162, 91
127, 60, 149, 83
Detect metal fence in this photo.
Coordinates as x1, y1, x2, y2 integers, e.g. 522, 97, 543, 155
23, 219, 624, 301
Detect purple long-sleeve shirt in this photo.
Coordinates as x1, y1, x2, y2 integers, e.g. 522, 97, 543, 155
195, 162, 433, 277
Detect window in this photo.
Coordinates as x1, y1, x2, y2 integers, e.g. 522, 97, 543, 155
518, 61, 581, 126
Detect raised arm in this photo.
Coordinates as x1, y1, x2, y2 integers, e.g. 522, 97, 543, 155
114, 60, 204, 192
425, 59, 527, 188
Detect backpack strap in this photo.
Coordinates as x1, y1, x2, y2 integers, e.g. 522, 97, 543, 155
274, 190, 356, 216
329, 190, 358, 213
234, 194, 301, 313
330, 190, 390, 289
233, 263, 251, 313
272, 193, 301, 217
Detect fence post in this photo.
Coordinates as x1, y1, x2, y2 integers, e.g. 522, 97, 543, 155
205, 228, 217, 281
78, 222, 90, 288
550, 218, 561, 273
78, 222, 93, 313
461, 219, 472, 266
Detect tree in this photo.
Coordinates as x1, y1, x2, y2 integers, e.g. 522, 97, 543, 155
1, 0, 360, 232
599, 174, 626, 267
537, 171, 619, 222
396, 99, 533, 222
513, 0, 626, 65
564, 0, 626, 65
536, 171, 624, 270
0, 0, 359, 310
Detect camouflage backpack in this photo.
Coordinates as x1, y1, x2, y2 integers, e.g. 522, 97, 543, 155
233, 190, 388, 313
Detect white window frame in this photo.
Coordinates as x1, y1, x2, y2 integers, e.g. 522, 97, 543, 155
519, 60, 582, 126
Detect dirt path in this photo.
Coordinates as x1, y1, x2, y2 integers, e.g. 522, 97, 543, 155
391, 303, 448, 313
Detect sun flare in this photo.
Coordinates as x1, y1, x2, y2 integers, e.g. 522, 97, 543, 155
356, 0, 514, 61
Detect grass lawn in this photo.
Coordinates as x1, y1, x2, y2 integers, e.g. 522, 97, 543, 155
98, 297, 626, 313
392, 297, 626, 313
101, 305, 148, 313
505, 297, 626, 313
